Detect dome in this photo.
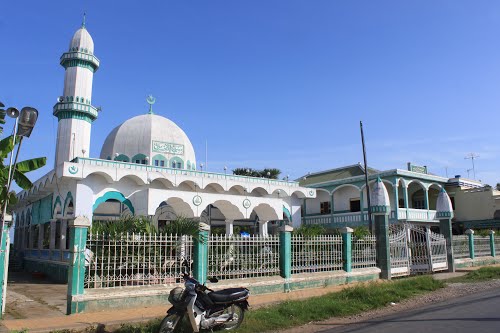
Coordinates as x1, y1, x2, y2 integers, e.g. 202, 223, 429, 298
69, 27, 94, 54
100, 114, 197, 170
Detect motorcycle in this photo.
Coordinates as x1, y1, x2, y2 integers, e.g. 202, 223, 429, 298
159, 272, 250, 332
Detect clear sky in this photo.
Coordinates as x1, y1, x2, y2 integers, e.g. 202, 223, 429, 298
1, 1, 499, 186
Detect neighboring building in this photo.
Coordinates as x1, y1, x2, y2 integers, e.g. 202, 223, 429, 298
298, 163, 449, 228
11, 22, 315, 277
446, 175, 500, 231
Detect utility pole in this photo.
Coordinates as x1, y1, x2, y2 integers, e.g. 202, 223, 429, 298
464, 153, 479, 179
360, 121, 372, 233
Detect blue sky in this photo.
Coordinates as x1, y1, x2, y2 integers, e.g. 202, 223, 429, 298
1, 1, 499, 186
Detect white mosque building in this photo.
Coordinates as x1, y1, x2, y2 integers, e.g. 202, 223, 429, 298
12, 22, 316, 272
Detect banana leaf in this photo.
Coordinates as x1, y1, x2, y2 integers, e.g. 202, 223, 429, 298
15, 157, 46, 172
12, 170, 33, 190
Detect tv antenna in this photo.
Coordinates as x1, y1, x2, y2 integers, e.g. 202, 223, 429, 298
464, 153, 479, 180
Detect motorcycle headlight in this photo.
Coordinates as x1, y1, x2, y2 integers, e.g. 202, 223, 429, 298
168, 287, 185, 304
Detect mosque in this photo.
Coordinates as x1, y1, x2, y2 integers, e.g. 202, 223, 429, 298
12, 22, 316, 266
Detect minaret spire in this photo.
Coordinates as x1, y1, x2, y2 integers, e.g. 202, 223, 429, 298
82, 12, 86, 29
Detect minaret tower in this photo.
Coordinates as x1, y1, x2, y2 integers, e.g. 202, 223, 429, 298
53, 15, 100, 167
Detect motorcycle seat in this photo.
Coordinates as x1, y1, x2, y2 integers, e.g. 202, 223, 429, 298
208, 288, 249, 304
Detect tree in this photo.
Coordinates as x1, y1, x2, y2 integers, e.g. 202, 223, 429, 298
0, 135, 46, 216
233, 167, 281, 179
496, 183, 500, 191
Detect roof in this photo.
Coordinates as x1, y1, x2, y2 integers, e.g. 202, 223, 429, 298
298, 164, 379, 186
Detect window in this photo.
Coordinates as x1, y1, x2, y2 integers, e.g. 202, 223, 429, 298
172, 161, 176, 168
154, 160, 159, 166
413, 200, 425, 209
320, 201, 331, 215
160, 160, 165, 167
350, 199, 361, 212
399, 199, 405, 208
176, 162, 181, 169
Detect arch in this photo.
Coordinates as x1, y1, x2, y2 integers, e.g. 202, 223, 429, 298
360, 178, 394, 191
407, 181, 426, 209
427, 183, 442, 210
203, 182, 225, 194
117, 174, 146, 186
131, 153, 148, 165
427, 182, 443, 191
152, 154, 168, 167
283, 206, 292, 220
177, 180, 200, 191
149, 178, 174, 189
53, 196, 62, 218
252, 203, 279, 221
332, 184, 361, 193
93, 191, 135, 215
249, 186, 269, 197
228, 185, 245, 195
85, 171, 114, 184
164, 197, 194, 218
209, 200, 245, 221
170, 156, 184, 169
114, 154, 130, 162
406, 179, 426, 190
63, 192, 74, 217
291, 189, 308, 198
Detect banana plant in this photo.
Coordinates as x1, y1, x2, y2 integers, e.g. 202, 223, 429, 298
0, 134, 46, 211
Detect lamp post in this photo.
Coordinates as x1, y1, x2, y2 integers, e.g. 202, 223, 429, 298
0, 103, 39, 317
200, 163, 204, 172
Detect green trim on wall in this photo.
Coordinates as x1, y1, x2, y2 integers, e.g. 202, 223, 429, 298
53, 196, 62, 215
62, 59, 96, 72
63, 192, 74, 217
114, 154, 130, 162
93, 191, 135, 215
283, 206, 292, 220
55, 111, 94, 123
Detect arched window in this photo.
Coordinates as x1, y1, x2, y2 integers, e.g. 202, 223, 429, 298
131, 154, 148, 165
169, 156, 184, 169
114, 154, 130, 162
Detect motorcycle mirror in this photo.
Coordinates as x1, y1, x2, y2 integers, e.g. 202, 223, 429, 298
208, 277, 219, 283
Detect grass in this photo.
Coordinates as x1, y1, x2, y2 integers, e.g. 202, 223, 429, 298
104, 275, 443, 333
446, 267, 500, 283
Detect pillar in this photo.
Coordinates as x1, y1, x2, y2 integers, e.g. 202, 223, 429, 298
193, 222, 210, 284
66, 216, 90, 314
341, 227, 353, 273
439, 217, 455, 272
38, 224, 44, 250
359, 190, 365, 224
225, 220, 234, 236
279, 225, 293, 292
374, 212, 391, 279
465, 229, 475, 260
403, 185, 409, 209
490, 231, 496, 257
259, 221, 269, 237
0, 228, 10, 318
49, 219, 57, 250
424, 188, 429, 210
61, 219, 68, 250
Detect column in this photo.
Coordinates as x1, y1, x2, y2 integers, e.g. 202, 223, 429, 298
66, 216, 91, 314
403, 185, 409, 208
424, 188, 429, 210
490, 231, 496, 257
393, 183, 399, 221
465, 229, 475, 260
330, 193, 335, 224
225, 220, 234, 236
38, 224, 44, 251
439, 217, 455, 272
61, 219, 68, 250
374, 211, 391, 279
193, 222, 210, 284
49, 219, 57, 250
0, 228, 9, 318
341, 227, 353, 273
259, 221, 269, 237
279, 225, 293, 292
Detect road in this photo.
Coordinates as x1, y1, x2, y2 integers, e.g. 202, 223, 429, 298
320, 287, 500, 333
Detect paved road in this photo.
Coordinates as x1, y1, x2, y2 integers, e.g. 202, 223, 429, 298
320, 287, 500, 333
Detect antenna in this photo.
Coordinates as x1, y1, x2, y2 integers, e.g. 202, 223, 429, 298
464, 153, 479, 180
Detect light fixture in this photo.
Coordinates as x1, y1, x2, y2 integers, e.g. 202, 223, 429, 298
17, 107, 39, 137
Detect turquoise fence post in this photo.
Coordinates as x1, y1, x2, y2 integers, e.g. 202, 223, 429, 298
193, 222, 210, 284
465, 229, 475, 260
279, 225, 293, 292
66, 216, 90, 315
341, 227, 353, 273
490, 230, 496, 257
0, 228, 10, 319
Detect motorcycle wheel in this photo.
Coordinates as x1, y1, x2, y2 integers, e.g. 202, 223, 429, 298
220, 304, 245, 330
158, 313, 183, 333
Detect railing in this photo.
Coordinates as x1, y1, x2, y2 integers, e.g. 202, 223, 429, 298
208, 235, 280, 280
290, 235, 342, 274
73, 157, 299, 188
333, 212, 365, 224
397, 209, 407, 220
85, 233, 192, 289
407, 209, 431, 221
496, 236, 500, 255
352, 235, 377, 268
302, 215, 332, 225
452, 235, 470, 259
474, 236, 491, 257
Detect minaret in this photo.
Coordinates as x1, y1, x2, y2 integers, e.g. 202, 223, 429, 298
53, 16, 100, 167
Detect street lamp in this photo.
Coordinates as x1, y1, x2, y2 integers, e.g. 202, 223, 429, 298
200, 163, 204, 172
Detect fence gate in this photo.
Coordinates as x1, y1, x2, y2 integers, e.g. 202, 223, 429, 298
389, 223, 447, 278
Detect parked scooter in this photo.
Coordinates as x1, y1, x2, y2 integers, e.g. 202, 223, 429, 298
159, 272, 250, 332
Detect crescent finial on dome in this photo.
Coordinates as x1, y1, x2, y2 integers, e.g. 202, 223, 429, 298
146, 94, 156, 114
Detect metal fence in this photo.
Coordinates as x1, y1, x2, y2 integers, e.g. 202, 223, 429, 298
85, 233, 192, 289
496, 235, 500, 255
291, 235, 343, 274
352, 235, 377, 269
474, 236, 491, 257
208, 235, 280, 280
452, 235, 470, 259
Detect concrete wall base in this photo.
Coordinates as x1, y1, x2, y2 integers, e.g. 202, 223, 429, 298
454, 256, 500, 268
